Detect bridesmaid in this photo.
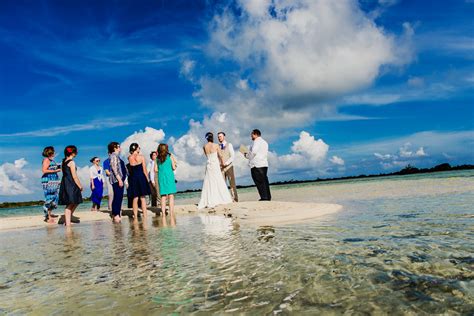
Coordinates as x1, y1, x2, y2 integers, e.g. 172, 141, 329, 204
58, 145, 83, 226
89, 156, 104, 211
41, 146, 61, 223
128, 143, 151, 220
157, 143, 177, 218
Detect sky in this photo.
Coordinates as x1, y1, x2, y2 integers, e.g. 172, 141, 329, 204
0, 0, 473, 202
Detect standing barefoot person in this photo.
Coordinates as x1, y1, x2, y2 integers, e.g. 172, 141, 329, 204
89, 157, 104, 211
41, 146, 61, 223
108, 142, 127, 223
157, 144, 177, 219
103, 154, 114, 212
128, 143, 151, 220
58, 146, 83, 226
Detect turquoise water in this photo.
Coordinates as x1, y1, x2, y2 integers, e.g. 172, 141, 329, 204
1, 170, 472, 218
0, 171, 473, 314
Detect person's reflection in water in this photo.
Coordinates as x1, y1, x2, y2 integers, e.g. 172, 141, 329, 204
129, 218, 151, 267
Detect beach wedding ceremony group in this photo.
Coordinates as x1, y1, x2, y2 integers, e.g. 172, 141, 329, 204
0, 0, 473, 314
39, 129, 271, 226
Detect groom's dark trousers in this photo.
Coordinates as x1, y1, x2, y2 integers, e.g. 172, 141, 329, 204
251, 167, 271, 201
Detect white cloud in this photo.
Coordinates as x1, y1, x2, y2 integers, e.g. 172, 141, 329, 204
185, 0, 413, 136
330, 155, 345, 166
0, 159, 34, 195
290, 131, 329, 163
399, 142, 427, 158
120, 127, 166, 162
0, 118, 131, 137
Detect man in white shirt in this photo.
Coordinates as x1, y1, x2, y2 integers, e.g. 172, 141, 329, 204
148, 151, 160, 207
244, 129, 271, 201
218, 132, 238, 202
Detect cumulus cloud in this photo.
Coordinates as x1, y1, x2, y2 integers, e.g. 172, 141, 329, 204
0, 159, 33, 195
399, 142, 427, 158
189, 0, 413, 131
330, 155, 345, 166
120, 127, 166, 162
373, 142, 428, 169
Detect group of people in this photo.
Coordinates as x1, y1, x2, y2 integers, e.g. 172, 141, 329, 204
40, 142, 178, 226
197, 129, 271, 208
40, 129, 272, 227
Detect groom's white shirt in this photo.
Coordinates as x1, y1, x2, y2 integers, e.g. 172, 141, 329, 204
247, 137, 269, 168
220, 140, 235, 166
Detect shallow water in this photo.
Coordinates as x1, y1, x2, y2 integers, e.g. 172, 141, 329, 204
0, 173, 473, 314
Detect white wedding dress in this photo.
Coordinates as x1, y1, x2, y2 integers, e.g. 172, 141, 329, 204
198, 151, 233, 209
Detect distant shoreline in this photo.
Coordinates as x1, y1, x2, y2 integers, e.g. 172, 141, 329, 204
1, 162, 472, 209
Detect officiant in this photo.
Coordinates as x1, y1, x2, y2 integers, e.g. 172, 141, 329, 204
244, 129, 271, 201
218, 132, 238, 202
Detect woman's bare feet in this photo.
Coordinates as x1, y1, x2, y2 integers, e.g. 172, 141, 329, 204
113, 215, 121, 223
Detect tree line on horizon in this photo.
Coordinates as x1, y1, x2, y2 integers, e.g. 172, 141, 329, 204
1, 162, 473, 208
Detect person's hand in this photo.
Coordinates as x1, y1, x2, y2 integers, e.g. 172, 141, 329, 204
118, 180, 124, 188
91, 185, 95, 190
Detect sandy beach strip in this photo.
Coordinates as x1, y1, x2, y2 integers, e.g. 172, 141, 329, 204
0, 201, 342, 231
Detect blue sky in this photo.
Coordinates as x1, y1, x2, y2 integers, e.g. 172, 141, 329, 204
0, 0, 473, 202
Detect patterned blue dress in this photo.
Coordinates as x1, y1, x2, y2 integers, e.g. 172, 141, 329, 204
41, 159, 60, 218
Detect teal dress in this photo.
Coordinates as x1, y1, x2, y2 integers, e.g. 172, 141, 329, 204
158, 155, 177, 195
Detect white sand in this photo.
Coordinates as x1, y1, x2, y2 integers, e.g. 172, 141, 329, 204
0, 201, 342, 231
174, 201, 342, 227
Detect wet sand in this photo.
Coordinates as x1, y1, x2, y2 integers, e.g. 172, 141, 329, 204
0, 201, 342, 231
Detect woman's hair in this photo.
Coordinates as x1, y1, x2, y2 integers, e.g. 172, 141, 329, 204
62, 145, 78, 164
108, 142, 120, 154
129, 143, 139, 154
205, 132, 214, 143
90, 157, 99, 163
157, 143, 169, 164
42, 146, 55, 158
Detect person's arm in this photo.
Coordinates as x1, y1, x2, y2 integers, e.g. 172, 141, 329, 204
89, 167, 95, 190
69, 161, 83, 191
245, 141, 258, 160
141, 156, 149, 182
42, 158, 59, 174
217, 145, 225, 167
104, 161, 111, 177
225, 143, 235, 166
170, 154, 177, 171
110, 155, 123, 187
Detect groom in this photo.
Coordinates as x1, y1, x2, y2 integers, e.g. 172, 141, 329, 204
244, 129, 271, 201
218, 132, 239, 202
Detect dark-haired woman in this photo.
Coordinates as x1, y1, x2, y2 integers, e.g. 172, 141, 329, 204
89, 157, 104, 212
41, 146, 61, 223
108, 142, 127, 223
197, 132, 233, 209
128, 143, 151, 220
58, 145, 83, 226
157, 143, 177, 216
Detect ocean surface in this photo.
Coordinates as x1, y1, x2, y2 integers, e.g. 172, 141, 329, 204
0, 171, 473, 314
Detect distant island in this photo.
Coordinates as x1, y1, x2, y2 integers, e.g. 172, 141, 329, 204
176, 162, 474, 193
1, 163, 473, 209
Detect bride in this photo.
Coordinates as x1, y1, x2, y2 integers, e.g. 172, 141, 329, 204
198, 132, 233, 209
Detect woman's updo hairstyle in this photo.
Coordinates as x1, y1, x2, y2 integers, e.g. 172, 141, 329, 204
129, 143, 139, 154
205, 132, 213, 143
64, 145, 78, 158
42, 146, 55, 158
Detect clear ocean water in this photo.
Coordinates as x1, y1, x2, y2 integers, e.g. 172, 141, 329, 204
0, 170, 473, 314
